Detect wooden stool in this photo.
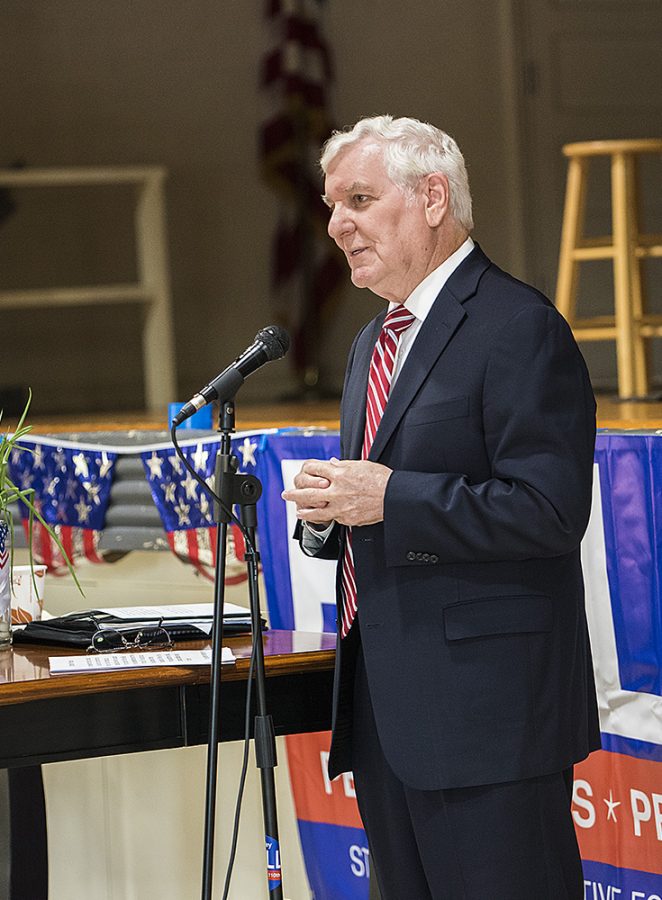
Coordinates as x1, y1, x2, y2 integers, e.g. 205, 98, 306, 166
555, 139, 662, 398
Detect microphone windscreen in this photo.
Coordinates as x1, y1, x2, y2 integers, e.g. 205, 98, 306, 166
256, 325, 290, 360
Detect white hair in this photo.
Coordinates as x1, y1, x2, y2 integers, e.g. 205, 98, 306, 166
320, 115, 473, 231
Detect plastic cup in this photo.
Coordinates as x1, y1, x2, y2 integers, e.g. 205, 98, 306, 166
11, 564, 46, 624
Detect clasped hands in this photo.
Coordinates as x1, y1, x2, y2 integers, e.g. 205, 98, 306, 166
281, 458, 392, 527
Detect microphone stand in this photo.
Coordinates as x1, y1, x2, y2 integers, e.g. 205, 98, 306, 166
201, 398, 284, 900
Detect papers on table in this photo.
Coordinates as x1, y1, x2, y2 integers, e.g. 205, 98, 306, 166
96, 602, 249, 621
49, 646, 236, 674
84, 602, 252, 637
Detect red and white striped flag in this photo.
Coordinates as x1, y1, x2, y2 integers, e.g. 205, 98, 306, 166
260, 0, 344, 387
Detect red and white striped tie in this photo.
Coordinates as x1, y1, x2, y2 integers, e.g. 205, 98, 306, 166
340, 306, 416, 638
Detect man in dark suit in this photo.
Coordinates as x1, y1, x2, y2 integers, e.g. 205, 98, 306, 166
282, 115, 600, 899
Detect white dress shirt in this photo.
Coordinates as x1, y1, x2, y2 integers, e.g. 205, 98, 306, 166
384, 237, 474, 389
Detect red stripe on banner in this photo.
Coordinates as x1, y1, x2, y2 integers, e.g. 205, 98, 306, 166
167, 527, 251, 585
82, 529, 104, 564
37, 522, 55, 570
59, 526, 75, 565
573, 749, 662, 875
285, 732, 364, 829
186, 529, 200, 567
186, 530, 216, 582
231, 524, 246, 562
208, 526, 218, 566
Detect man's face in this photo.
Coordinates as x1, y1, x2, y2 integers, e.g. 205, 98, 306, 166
323, 140, 435, 303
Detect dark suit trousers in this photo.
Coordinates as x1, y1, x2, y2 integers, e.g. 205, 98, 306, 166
351, 643, 584, 900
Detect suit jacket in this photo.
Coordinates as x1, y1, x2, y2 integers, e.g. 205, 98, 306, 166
302, 244, 600, 791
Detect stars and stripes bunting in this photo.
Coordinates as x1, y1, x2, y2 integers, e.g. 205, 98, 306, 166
141, 435, 260, 583
8, 439, 116, 573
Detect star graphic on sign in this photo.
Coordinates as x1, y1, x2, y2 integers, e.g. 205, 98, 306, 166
20, 470, 33, 490
174, 501, 191, 526
192, 443, 209, 472
83, 481, 103, 505
238, 437, 258, 468
181, 471, 198, 500
44, 476, 60, 497
33, 445, 45, 469
53, 448, 68, 471
74, 498, 92, 524
96, 451, 113, 478
603, 790, 621, 822
65, 478, 78, 500
162, 481, 177, 503
11, 447, 24, 465
199, 491, 211, 521
56, 503, 68, 522
146, 452, 163, 479
169, 454, 184, 475
72, 452, 89, 478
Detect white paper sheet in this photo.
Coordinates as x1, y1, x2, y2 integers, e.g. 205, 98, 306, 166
94, 602, 249, 620
49, 647, 235, 674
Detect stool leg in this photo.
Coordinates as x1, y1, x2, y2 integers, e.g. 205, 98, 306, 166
611, 152, 638, 398
624, 155, 649, 396
556, 156, 587, 325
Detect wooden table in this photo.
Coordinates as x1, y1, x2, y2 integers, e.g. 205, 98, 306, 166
0, 631, 336, 899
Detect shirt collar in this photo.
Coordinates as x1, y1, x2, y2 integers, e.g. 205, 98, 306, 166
388, 237, 475, 322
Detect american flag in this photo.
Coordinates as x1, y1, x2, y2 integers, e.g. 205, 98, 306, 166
141, 434, 263, 583
8, 439, 117, 572
0, 520, 9, 571
260, 0, 344, 385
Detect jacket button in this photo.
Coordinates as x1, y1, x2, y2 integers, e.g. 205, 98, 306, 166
406, 551, 416, 561
430, 554, 439, 564
415, 552, 423, 561
422, 553, 430, 562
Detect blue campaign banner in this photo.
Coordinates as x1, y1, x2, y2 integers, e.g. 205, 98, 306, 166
255, 430, 340, 632
249, 429, 662, 898
574, 433, 662, 889
296, 821, 370, 900
582, 860, 662, 900
593, 434, 662, 696
253, 430, 372, 899
286, 729, 370, 900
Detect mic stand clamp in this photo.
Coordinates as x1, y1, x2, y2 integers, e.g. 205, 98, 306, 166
201, 399, 284, 900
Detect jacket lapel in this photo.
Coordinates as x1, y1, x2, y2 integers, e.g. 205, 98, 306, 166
342, 314, 385, 459
367, 245, 491, 461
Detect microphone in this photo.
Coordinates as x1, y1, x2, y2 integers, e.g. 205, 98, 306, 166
172, 325, 290, 426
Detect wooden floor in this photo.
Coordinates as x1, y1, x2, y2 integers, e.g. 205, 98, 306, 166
17, 393, 662, 434
22, 400, 343, 433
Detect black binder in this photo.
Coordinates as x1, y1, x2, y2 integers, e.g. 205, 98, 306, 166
13, 608, 258, 648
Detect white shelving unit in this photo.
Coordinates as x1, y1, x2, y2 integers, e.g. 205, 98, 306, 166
0, 166, 176, 411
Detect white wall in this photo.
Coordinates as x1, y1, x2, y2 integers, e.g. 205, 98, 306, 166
44, 742, 310, 900
0, 1, 522, 415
